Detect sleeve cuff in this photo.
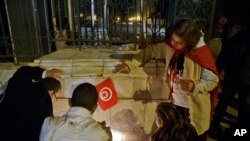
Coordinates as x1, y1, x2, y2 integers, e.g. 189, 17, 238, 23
189, 80, 201, 96
42, 70, 47, 78
124, 59, 141, 72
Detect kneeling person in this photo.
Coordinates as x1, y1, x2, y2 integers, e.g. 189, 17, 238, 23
40, 83, 112, 141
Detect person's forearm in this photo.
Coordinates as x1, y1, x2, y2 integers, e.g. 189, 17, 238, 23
125, 42, 167, 71
192, 68, 219, 95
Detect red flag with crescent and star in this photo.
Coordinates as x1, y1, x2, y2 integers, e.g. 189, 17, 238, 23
96, 78, 117, 110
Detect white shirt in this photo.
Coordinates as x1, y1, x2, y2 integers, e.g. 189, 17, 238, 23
172, 68, 218, 108
39, 107, 112, 141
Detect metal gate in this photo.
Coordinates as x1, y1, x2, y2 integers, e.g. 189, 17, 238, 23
0, 0, 215, 63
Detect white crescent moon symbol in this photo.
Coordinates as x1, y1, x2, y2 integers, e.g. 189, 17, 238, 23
99, 87, 113, 101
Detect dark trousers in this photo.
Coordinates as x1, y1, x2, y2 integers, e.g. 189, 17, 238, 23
223, 89, 250, 141
210, 78, 239, 130
211, 78, 250, 131
237, 82, 250, 125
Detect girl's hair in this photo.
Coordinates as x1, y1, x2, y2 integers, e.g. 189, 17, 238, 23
151, 102, 198, 141
170, 19, 202, 51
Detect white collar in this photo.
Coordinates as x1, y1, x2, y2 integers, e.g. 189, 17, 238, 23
196, 31, 206, 48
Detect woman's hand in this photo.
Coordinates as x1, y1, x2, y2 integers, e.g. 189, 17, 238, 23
45, 69, 62, 79
177, 79, 194, 92
114, 63, 130, 74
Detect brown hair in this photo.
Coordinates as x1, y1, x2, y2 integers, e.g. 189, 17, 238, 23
151, 102, 198, 141
171, 19, 202, 51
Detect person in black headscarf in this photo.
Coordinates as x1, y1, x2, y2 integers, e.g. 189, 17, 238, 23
0, 66, 62, 141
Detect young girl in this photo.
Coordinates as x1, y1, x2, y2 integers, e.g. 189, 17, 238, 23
151, 102, 198, 141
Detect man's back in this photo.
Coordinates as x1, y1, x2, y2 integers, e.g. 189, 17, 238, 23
40, 107, 111, 141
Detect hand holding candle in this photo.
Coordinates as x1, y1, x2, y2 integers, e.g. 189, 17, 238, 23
176, 78, 194, 92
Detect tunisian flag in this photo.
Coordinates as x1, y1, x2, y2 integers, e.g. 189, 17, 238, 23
96, 78, 117, 110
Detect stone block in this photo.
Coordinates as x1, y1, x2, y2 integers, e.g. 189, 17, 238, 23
129, 68, 148, 78
71, 67, 103, 77
73, 51, 101, 61
144, 102, 158, 134
40, 60, 73, 67
103, 67, 129, 77
110, 100, 146, 135
111, 77, 134, 98
143, 60, 165, 68
0, 63, 21, 70
72, 60, 103, 67
37, 51, 76, 62
92, 106, 111, 126
62, 77, 104, 97
132, 77, 148, 95
143, 67, 165, 76
103, 60, 122, 67
0, 70, 17, 82
147, 76, 166, 99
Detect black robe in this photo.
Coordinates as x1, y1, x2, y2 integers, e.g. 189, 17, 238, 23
0, 66, 53, 141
